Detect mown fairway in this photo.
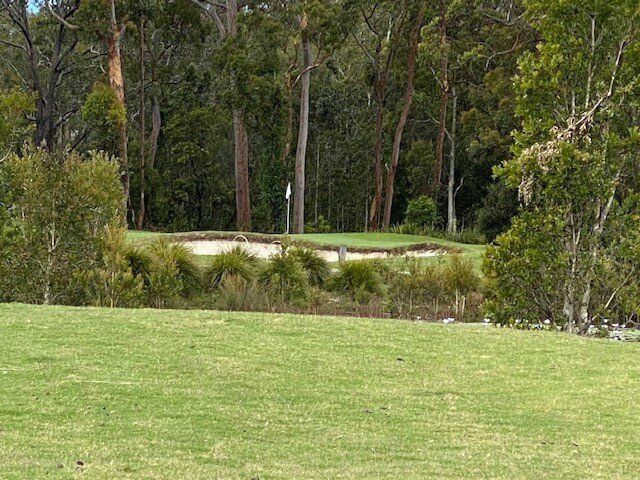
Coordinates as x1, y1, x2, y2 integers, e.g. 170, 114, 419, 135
1, 304, 638, 479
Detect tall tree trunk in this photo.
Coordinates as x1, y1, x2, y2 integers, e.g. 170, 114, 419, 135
382, 9, 424, 231
369, 89, 385, 230
314, 138, 320, 226
226, 0, 252, 231
149, 95, 161, 166
136, 18, 146, 231
447, 85, 457, 233
106, 0, 130, 212
233, 109, 251, 231
366, 6, 408, 231
433, 0, 449, 195
281, 75, 294, 164
293, 26, 311, 234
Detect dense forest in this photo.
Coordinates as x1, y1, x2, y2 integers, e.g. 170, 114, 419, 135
0, 0, 534, 238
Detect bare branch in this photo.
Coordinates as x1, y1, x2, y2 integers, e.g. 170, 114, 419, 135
0, 37, 27, 53
45, 1, 78, 30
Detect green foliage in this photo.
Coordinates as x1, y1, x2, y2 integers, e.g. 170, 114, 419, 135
204, 246, 257, 289
475, 183, 518, 242
287, 247, 330, 286
442, 254, 481, 318
443, 255, 480, 297
124, 246, 154, 286
145, 238, 201, 306
82, 83, 126, 147
405, 196, 438, 229
259, 252, 309, 303
483, 212, 567, 325
385, 256, 482, 320
0, 88, 34, 153
0, 146, 124, 304
386, 258, 446, 317
305, 215, 332, 233
78, 226, 145, 308
329, 260, 383, 303
488, 0, 640, 331
145, 241, 182, 309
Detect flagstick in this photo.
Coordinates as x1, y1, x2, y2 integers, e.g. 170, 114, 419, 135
286, 196, 290, 234
286, 182, 292, 234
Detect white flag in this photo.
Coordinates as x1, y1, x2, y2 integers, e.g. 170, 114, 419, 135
285, 182, 292, 200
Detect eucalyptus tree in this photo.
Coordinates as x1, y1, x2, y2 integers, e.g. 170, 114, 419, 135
276, 0, 351, 234
381, 1, 425, 230
189, 0, 253, 231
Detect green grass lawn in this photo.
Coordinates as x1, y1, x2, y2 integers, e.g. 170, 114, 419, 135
125, 230, 167, 242
1, 304, 639, 479
290, 232, 451, 249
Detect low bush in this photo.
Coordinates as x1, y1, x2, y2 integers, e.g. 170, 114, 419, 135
204, 246, 257, 289
142, 238, 201, 307
405, 196, 438, 229
329, 260, 383, 303
390, 223, 486, 245
259, 252, 309, 303
304, 215, 332, 233
287, 247, 330, 286
83, 226, 145, 308
443, 254, 481, 318
124, 246, 154, 286
386, 259, 445, 317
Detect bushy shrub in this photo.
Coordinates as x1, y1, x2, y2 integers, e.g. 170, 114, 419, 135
390, 223, 486, 245
405, 196, 438, 229
0, 146, 124, 304
204, 246, 257, 289
329, 260, 383, 303
287, 247, 330, 286
483, 212, 566, 325
259, 252, 309, 303
386, 258, 446, 316
384, 256, 483, 320
145, 238, 201, 307
442, 254, 481, 318
305, 215, 332, 233
75, 226, 145, 308
124, 246, 154, 286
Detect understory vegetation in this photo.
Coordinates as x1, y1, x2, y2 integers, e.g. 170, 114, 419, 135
90, 240, 484, 321
0, 146, 482, 320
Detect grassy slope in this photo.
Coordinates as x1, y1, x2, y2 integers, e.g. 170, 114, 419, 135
1, 304, 639, 479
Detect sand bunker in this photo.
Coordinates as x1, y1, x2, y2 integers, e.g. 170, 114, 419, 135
181, 239, 442, 262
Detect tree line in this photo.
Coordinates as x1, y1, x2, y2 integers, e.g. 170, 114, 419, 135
0, 0, 535, 237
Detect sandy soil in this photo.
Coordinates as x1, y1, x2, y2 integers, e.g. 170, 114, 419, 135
181, 239, 442, 262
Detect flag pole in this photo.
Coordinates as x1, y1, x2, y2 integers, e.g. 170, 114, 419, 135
286, 182, 292, 234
